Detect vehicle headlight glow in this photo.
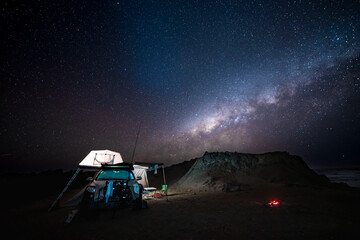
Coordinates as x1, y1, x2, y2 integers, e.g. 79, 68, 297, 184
86, 187, 96, 193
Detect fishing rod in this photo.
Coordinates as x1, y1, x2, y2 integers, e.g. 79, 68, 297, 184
131, 123, 141, 164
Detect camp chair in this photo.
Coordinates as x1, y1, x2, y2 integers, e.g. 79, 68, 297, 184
160, 185, 167, 195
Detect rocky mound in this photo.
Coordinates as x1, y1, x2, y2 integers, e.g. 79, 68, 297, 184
172, 151, 330, 192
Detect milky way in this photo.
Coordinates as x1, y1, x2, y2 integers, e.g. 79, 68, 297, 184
1, 0, 360, 172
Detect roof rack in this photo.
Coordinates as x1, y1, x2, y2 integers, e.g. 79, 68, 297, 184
134, 162, 164, 166
101, 162, 134, 170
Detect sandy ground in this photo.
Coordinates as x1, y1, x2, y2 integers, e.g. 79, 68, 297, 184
2, 183, 360, 240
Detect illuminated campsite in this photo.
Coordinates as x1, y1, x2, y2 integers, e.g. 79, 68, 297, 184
2, 0, 360, 239
2, 150, 359, 239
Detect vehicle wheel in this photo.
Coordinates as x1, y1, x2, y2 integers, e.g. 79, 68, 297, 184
132, 195, 142, 210
141, 200, 148, 209
80, 199, 90, 211
80, 200, 98, 217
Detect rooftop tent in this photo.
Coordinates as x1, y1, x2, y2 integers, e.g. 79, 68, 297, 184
78, 150, 123, 168
78, 150, 149, 187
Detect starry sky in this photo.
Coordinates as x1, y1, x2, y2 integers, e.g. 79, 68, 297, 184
1, 0, 360, 173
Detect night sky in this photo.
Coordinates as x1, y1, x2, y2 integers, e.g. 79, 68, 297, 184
1, 0, 360, 173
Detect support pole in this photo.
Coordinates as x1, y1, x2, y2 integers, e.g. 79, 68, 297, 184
48, 168, 81, 212
162, 166, 167, 185
162, 166, 168, 201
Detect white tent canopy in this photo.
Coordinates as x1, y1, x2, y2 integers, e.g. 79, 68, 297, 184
78, 150, 123, 168
133, 164, 149, 188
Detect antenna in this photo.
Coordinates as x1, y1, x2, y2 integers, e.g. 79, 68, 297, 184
131, 123, 141, 164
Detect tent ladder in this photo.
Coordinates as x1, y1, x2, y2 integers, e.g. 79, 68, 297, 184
48, 168, 81, 212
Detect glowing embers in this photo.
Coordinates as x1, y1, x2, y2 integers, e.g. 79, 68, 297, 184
266, 200, 280, 207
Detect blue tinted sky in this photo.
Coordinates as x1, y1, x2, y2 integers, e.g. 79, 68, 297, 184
1, 0, 360, 172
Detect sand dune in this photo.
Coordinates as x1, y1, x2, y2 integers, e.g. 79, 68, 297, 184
171, 151, 331, 191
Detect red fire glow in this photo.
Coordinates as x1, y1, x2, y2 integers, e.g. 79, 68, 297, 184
268, 200, 280, 207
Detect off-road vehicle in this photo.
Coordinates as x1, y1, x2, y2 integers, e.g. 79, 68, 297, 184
81, 163, 143, 210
